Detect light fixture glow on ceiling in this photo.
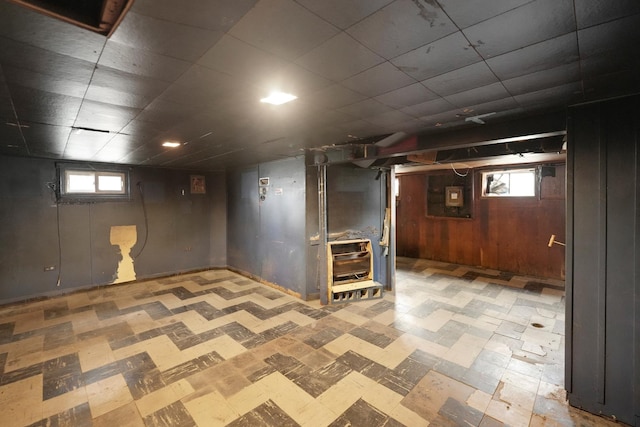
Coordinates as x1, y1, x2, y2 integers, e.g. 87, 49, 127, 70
162, 141, 181, 148
260, 91, 297, 105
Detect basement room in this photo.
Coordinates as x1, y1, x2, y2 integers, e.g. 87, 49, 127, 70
0, 1, 639, 426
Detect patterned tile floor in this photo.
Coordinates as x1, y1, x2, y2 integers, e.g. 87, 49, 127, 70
0, 257, 624, 426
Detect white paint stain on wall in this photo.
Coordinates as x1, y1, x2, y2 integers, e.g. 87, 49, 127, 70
110, 225, 137, 284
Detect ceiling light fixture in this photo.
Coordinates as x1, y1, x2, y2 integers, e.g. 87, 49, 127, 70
260, 91, 297, 105
162, 141, 181, 148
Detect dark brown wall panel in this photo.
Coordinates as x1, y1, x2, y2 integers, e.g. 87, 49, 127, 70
397, 166, 566, 279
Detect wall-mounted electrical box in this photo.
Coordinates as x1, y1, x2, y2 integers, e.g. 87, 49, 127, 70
445, 186, 464, 207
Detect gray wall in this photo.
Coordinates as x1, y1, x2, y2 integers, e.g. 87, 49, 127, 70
0, 155, 227, 303
227, 158, 390, 301
227, 156, 307, 298
305, 159, 320, 299
567, 95, 640, 426
326, 164, 389, 286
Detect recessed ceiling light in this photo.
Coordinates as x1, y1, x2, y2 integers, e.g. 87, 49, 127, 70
260, 91, 297, 105
162, 141, 181, 148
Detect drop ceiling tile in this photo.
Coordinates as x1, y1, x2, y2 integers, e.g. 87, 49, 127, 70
444, 82, 511, 108
252, 63, 332, 96
463, 0, 575, 58
74, 101, 141, 132
91, 149, 131, 164
162, 67, 248, 109
400, 97, 456, 117
0, 37, 95, 85
160, 148, 215, 167
0, 87, 14, 119
97, 133, 140, 152
575, 0, 640, 29
419, 109, 465, 127
463, 96, 520, 117
311, 109, 361, 128
1, 66, 88, 99
136, 99, 202, 130
437, 0, 531, 29
383, 117, 428, 134
514, 82, 583, 108
391, 32, 482, 81
332, 119, 384, 138
173, 65, 239, 90
199, 35, 288, 83
502, 62, 581, 96
0, 2, 106, 63
131, 0, 257, 31
374, 83, 439, 108
296, 0, 393, 29
304, 84, 367, 110
583, 69, 640, 101
581, 50, 640, 79
64, 131, 114, 159
25, 123, 69, 156
421, 61, 499, 97
365, 110, 415, 128
8, 85, 82, 127
578, 14, 640, 59
98, 41, 192, 82
166, 114, 242, 143
119, 145, 166, 164
92, 67, 170, 99
110, 11, 223, 62
295, 33, 385, 81
229, 0, 338, 60
159, 83, 231, 109
120, 119, 167, 141
342, 62, 416, 97
486, 33, 578, 80
336, 98, 393, 119
63, 147, 102, 161
0, 126, 28, 156
84, 85, 153, 109
347, 0, 457, 59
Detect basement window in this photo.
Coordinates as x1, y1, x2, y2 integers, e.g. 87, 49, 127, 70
482, 168, 535, 197
58, 166, 129, 201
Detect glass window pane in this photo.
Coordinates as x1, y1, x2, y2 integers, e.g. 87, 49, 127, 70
66, 172, 95, 193
482, 169, 535, 197
489, 173, 510, 195
98, 174, 124, 192
509, 171, 535, 196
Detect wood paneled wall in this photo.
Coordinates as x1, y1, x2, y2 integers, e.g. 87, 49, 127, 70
397, 164, 566, 279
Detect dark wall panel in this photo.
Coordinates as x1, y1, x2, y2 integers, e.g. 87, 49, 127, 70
567, 95, 640, 425
226, 157, 307, 298
305, 160, 320, 299
226, 167, 259, 276
258, 157, 306, 297
0, 155, 226, 303
327, 164, 388, 285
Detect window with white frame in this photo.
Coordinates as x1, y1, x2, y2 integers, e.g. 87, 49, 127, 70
59, 166, 129, 200
481, 168, 536, 197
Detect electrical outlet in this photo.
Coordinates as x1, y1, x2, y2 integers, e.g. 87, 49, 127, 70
44, 265, 56, 271
184, 247, 192, 252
